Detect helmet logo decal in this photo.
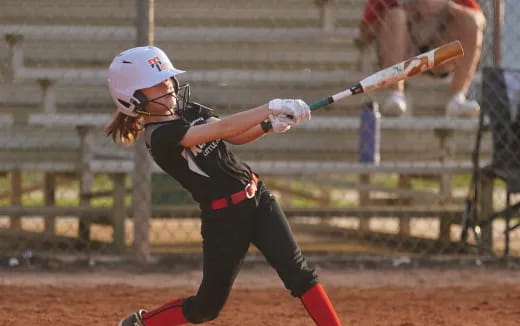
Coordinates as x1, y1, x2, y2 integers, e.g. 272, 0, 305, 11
148, 56, 163, 72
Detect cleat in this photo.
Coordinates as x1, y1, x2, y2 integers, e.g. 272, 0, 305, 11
118, 309, 148, 326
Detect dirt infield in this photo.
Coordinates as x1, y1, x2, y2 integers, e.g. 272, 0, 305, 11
1, 267, 519, 326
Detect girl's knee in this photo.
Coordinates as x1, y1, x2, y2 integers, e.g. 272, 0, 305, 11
183, 296, 223, 324
283, 266, 319, 298
189, 309, 220, 324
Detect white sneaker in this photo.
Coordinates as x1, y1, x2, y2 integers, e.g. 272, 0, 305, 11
446, 94, 480, 118
381, 91, 407, 116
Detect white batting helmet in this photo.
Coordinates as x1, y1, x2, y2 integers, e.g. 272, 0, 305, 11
107, 46, 185, 117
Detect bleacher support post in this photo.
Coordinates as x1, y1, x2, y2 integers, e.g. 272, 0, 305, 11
4, 34, 24, 81
317, 0, 337, 31
38, 79, 57, 113
43, 173, 56, 235
398, 175, 411, 236
133, 0, 154, 263
9, 170, 22, 230
435, 128, 456, 241
112, 173, 126, 252
358, 173, 371, 232
77, 126, 94, 243
479, 171, 494, 250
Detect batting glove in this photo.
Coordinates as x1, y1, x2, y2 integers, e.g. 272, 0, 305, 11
268, 114, 296, 134
268, 99, 311, 123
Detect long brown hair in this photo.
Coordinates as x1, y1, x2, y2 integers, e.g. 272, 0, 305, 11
105, 111, 144, 146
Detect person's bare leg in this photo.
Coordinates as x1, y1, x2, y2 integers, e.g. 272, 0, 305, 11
442, 3, 486, 117
377, 7, 411, 115
377, 7, 410, 93
445, 3, 486, 96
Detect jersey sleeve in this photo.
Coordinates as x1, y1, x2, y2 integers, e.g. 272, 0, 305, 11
151, 119, 191, 150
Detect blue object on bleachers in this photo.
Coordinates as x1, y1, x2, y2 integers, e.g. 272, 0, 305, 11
358, 102, 381, 164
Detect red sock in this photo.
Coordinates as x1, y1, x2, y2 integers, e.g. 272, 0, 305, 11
301, 284, 341, 326
141, 298, 188, 326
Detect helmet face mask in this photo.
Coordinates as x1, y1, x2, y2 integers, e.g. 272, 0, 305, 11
107, 46, 185, 117
175, 82, 191, 116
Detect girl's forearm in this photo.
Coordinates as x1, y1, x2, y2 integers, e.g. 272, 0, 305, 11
224, 124, 266, 145
217, 104, 269, 138
180, 104, 269, 148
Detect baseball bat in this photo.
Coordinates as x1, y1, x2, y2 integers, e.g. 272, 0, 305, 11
307, 40, 464, 111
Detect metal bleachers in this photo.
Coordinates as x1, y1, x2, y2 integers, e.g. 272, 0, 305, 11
0, 0, 485, 194
0, 1, 492, 252
0, 0, 486, 171
0, 0, 459, 117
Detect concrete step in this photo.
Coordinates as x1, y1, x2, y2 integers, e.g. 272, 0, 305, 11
1, 0, 365, 28
0, 126, 131, 161
232, 127, 489, 162
0, 74, 454, 117
0, 34, 361, 71
0, 120, 490, 165
0, 25, 359, 43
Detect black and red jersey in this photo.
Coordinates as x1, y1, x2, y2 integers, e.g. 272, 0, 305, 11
144, 104, 253, 205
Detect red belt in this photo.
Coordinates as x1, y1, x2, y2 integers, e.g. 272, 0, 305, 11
209, 174, 259, 210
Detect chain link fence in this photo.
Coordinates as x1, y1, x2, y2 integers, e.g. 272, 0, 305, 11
0, 0, 519, 268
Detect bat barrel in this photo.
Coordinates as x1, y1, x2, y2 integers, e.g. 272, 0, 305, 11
267, 41, 465, 129
360, 40, 464, 93
434, 40, 464, 66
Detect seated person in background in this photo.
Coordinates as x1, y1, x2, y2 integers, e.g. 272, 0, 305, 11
359, 0, 486, 117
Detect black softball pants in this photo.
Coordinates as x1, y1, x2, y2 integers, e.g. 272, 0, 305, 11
183, 182, 318, 324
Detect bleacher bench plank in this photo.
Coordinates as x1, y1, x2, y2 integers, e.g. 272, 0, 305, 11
0, 205, 463, 219
28, 113, 112, 127
249, 161, 473, 175
1, 25, 359, 43
0, 160, 473, 175
1, 1, 364, 28
11, 68, 363, 86
25, 113, 479, 131
0, 81, 452, 116
0, 114, 484, 165
1, 41, 359, 72
91, 160, 474, 175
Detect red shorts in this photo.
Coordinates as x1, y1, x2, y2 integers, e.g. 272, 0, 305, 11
362, 0, 481, 25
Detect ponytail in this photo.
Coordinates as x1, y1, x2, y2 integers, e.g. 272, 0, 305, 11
105, 112, 144, 146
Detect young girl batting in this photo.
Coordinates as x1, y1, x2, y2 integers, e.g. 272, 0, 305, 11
106, 46, 342, 326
